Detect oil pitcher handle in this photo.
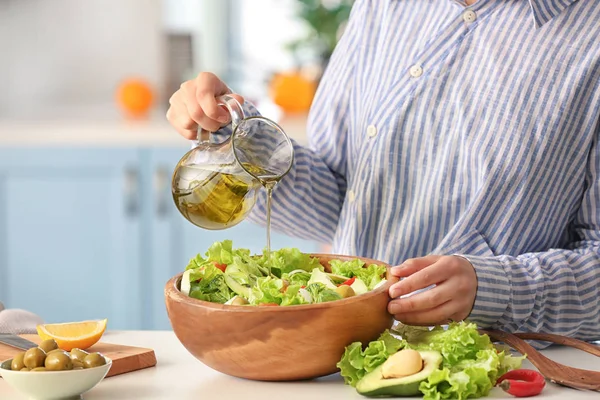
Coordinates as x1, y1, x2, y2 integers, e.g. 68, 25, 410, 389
196, 94, 246, 143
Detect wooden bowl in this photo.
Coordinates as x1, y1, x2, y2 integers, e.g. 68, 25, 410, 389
164, 254, 395, 381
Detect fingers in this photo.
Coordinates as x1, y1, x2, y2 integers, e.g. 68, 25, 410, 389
388, 283, 453, 315
389, 257, 447, 298
166, 71, 246, 140
390, 255, 441, 278
195, 73, 244, 128
391, 299, 458, 326
166, 95, 197, 140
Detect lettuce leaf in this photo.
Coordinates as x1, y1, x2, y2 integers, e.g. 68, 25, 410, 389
305, 282, 342, 303
338, 322, 525, 399
263, 247, 323, 275
329, 259, 386, 289
337, 330, 406, 387
396, 322, 525, 399
188, 264, 234, 304
247, 276, 311, 306
399, 322, 493, 366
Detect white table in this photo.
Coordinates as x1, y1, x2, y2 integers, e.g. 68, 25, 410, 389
1, 331, 598, 399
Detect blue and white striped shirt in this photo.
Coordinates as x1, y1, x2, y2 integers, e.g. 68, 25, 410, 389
233, 0, 600, 344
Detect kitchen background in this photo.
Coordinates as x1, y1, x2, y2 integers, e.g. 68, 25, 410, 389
0, 0, 352, 330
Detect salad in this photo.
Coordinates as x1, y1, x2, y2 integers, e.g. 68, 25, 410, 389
337, 321, 527, 399
179, 240, 388, 306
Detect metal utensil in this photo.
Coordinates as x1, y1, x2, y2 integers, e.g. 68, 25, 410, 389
0, 334, 38, 350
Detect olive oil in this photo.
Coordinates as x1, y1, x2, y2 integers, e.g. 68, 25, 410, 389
172, 163, 281, 255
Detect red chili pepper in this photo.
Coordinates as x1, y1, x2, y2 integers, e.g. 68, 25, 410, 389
340, 277, 356, 286
301, 285, 306, 289
212, 262, 227, 272
496, 369, 545, 397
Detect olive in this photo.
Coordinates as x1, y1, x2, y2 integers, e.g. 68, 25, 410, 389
11, 352, 26, 371
83, 353, 107, 369
69, 348, 89, 362
335, 285, 356, 298
72, 359, 84, 369
45, 351, 73, 371
38, 339, 59, 354
46, 348, 64, 356
31, 367, 47, 372
23, 347, 46, 369
20, 367, 29, 371
73, 366, 84, 370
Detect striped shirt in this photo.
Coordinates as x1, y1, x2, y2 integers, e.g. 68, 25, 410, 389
225, 0, 600, 345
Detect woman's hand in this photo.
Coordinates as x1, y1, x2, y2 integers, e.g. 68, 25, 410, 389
387, 255, 478, 325
166, 72, 245, 140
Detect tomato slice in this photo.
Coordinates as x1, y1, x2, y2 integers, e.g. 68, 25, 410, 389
212, 262, 227, 272
340, 277, 356, 286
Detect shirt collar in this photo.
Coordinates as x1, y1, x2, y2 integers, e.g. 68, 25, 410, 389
528, 0, 579, 28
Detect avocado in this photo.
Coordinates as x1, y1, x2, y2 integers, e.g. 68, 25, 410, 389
356, 350, 442, 397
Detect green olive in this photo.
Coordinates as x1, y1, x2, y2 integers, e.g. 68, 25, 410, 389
44, 351, 73, 371
335, 285, 356, 298
72, 359, 84, 369
38, 339, 59, 354
23, 347, 46, 369
11, 352, 26, 371
230, 296, 249, 305
73, 366, 84, 370
83, 353, 107, 369
69, 348, 89, 362
46, 348, 64, 356
31, 367, 46, 372
20, 367, 29, 372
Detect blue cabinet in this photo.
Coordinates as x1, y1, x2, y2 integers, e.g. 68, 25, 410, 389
0, 148, 143, 329
0, 146, 321, 331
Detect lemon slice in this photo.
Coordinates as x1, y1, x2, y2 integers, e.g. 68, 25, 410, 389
36, 319, 107, 351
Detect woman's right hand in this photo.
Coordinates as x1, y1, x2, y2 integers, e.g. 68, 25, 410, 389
166, 72, 245, 140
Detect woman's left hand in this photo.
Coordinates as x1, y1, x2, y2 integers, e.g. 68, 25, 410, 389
387, 255, 478, 325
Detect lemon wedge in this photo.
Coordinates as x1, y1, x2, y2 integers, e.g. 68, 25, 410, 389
36, 319, 107, 351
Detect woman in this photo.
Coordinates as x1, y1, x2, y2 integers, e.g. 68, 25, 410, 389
166, 0, 600, 344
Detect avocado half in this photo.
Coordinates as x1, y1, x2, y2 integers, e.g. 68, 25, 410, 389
356, 350, 443, 397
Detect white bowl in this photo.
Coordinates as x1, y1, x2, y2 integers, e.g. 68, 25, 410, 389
0, 356, 112, 400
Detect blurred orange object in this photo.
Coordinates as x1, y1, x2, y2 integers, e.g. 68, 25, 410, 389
116, 78, 154, 118
269, 72, 317, 114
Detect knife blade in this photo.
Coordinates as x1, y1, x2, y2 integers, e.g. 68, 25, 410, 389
0, 334, 38, 350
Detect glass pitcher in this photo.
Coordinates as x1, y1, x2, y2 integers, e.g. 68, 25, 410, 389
171, 94, 294, 230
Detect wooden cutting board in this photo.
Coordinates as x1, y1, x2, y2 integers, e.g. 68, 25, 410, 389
0, 334, 157, 378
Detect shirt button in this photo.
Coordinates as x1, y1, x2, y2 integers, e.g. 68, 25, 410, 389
367, 125, 378, 137
409, 64, 423, 78
347, 190, 356, 203
463, 10, 477, 23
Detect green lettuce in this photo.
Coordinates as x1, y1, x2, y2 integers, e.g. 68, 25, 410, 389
337, 330, 406, 387
282, 270, 311, 286
188, 264, 233, 304
305, 282, 342, 303
262, 247, 323, 276
338, 322, 525, 400
329, 259, 386, 289
247, 276, 311, 306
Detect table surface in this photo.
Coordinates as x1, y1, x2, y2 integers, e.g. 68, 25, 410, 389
1, 330, 598, 400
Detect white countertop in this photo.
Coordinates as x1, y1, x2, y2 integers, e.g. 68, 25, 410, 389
1, 330, 598, 400
0, 106, 310, 147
